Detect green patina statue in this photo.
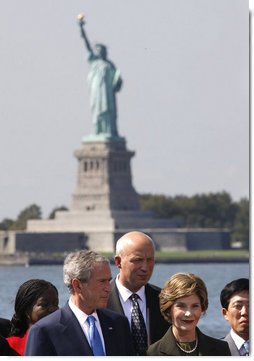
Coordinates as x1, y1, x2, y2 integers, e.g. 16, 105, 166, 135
78, 14, 123, 140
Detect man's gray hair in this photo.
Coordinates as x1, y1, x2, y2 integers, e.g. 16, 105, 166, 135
63, 250, 109, 293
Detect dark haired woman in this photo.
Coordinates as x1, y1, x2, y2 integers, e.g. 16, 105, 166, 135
7, 279, 58, 355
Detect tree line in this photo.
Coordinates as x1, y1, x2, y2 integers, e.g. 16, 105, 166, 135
0, 191, 249, 248
139, 191, 249, 248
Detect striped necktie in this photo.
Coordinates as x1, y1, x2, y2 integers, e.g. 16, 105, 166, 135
87, 315, 105, 356
130, 293, 148, 355
240, 340, 249, 356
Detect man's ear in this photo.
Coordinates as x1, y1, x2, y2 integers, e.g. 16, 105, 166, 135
72, 278, 82, 293
114, 255, 121, 268
222, 308, 229, 321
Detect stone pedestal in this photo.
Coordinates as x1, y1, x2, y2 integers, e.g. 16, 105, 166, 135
25, 133, 231, 253
71, 138, 139, 212
27, 137, 148, 252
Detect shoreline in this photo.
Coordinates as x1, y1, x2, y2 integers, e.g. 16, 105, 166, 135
0, 254, 249, 266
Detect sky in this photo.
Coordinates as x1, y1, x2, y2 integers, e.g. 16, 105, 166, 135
0, 0, 249, 221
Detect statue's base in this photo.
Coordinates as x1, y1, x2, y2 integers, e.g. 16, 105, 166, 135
26, 210, 183, 252
71, 138, 139, 212
25, 135, 230, 253
82, 134, 125, 143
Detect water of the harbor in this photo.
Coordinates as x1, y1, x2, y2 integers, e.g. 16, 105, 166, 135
0, 262, 249, 339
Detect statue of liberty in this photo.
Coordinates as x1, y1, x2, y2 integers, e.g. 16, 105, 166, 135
78, 15, 122, 138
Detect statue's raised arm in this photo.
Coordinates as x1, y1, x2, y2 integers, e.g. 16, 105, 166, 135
77, 14, 123, 139
78, 15, 93, 55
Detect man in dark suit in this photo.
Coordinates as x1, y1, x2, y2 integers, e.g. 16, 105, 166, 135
220, 278, 249, 356
25, 250, 134, 356
107, 231, 168, 355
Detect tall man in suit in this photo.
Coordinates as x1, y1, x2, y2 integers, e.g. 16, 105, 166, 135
107, 231, 168, 355
25, 250, 134, 356
220, 278, 249, 356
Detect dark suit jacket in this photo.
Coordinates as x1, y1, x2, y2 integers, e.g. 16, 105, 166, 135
147, 326, 231, 356
107, 280, 169, 345
223, 332, 240, 356
24, 302, 134, 356
0, 317, 11, 337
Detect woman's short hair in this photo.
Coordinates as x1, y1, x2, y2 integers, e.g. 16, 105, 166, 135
159, 272, 208, 323
63, 250, 109, 293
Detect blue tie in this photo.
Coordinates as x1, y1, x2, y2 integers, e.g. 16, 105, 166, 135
87, 315, 105, 356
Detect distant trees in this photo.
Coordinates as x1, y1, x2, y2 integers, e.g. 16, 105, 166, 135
0, 218, 14, 231
139, 191, 249, 248
0, 204, 41, 231
0, 204, 69, 231
231, 198, 249, 249
48, 206, 68, 219
12, 204, 41, 230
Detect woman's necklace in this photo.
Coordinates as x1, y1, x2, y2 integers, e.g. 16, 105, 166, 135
176, 338, 198, 354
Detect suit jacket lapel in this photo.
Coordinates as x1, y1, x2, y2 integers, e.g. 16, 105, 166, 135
196, 327, 219, 356
145, 285, 152, 344
224, 333, 240, 356
157, 327, 182, 355
97, 310, 115, 356
108, 280, 125, 314
145, 284, 160, 345
61, 303, 93, 356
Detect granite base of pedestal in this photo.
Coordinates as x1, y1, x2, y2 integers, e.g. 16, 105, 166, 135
26, 208, 181, 252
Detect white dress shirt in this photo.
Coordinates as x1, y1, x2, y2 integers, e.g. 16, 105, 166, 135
68, 298, 106, 353
230, 328, 248, 354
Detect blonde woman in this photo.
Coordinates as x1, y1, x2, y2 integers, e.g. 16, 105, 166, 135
147, 273, 231, 356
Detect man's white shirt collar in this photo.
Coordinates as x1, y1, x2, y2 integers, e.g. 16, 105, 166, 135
230, 328, 247, 350
115, 274, 146, 303
68, 297, 99, 323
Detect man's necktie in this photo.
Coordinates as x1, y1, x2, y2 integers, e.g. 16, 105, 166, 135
87, 315, 105, 356
240, 340, 249, 356
130, 293, 148, 355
